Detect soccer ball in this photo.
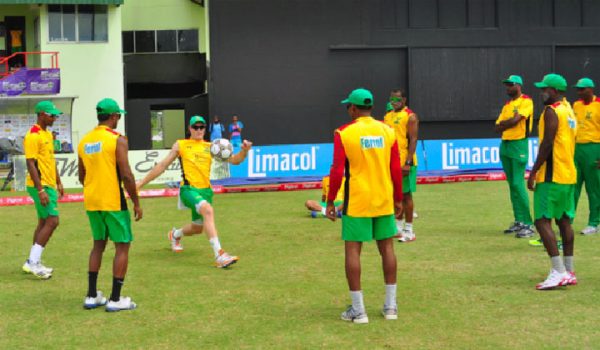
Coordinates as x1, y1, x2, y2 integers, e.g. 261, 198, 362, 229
210, 138, 233, 161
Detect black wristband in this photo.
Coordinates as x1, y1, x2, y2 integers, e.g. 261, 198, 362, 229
405, 159, 413, 166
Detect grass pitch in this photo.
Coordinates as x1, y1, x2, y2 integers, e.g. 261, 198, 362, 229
1, 181, 598, 349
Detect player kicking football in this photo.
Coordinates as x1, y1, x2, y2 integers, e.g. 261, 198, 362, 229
137, 115, 251, 268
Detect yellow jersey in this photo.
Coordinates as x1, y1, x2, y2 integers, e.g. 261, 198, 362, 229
536, 102, 577, 184
384, 107, 418, 165
178, 139, 212, 189
78, 125, 127, 211
573, 96, 600, 144
335, 116, 398, 217
321, 175, 344, 202
495, 94, 534, 140
24, 124, 56, 188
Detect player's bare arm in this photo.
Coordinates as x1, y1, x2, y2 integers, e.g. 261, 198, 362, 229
55, 164, 64, 197
78, 157, 86, 185
495, 113, 526, 132
528, 107, 558, 191
26, 158, 49, 206
228, 140, 253, 165
117, 136, 143, 221
136, 141, 180, 190
405, 113, 419, 174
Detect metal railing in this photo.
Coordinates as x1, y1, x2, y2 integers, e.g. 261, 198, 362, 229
0, 51, 60, 78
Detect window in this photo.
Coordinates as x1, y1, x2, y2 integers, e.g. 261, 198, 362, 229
157, 30, 177, 52
134, 31, 155, 53
122, 31, 134, 53
48, 5, 108, 42
122, 29, 199, 54
177, 29, 198, 52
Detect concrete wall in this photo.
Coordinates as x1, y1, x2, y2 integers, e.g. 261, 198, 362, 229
38, 4, 125, 146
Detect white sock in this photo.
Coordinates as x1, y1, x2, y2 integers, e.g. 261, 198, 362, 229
385, 284, 397, 309
28, 243, 44, 264
563, 256, 574, 272
321, 207, 327, 215
209, 237, 222, 258
396, 219, 405, 232
350, 290, 365, 313
404, 223, 413, 233
173, 228, 183, 239
551, 256, 566, 273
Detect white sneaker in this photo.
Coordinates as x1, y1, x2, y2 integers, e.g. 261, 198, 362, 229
22, 260, 52, 280
580, 226, 599, 235
381, 306, 398, 320
168, 228, 184, 252
536, 269, 569, 290
22, 260, 53, 274
215, 250, 239, 268
341, 305, 369, 324
105, 296, 137, 312
84, 291, 108, 309
398, 230, 416, 243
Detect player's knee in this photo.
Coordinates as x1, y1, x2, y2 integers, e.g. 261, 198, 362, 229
200, 203, 214, 217
47, 216, 59, 229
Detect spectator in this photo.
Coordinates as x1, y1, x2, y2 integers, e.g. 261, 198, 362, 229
52, 131, 62, 153
228, 115, 244, 148
209, 116, 225, 141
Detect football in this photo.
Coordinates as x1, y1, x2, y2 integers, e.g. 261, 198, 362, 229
210, 138, 233, 161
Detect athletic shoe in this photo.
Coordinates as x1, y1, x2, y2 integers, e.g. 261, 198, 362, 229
381, 306, 398, 320
504, 222, 523, 234
515, 225, 535, 238
529, 238, 543, 246
566, 271, 578, 286
398, 230, 416, 243
168, 228, 183, 253
105, 296, 137, 312
310, 210, 318, 218
580, 226, 599, 235
536, 269, 569, 290
337, 210, 343, 218
84, 291, 107, 309
341, 305, 369, 324
22, 260, 53, 274
215, 250, 239, 268
22, 260, 52, 280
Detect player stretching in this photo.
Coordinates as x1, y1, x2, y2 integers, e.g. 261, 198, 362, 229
384, 89, 418, 242
137, 116, 251, 268
327, 88, 403, 323
528, 74, 577, 290
22, 101, 64, 279
79, 98, 142, 311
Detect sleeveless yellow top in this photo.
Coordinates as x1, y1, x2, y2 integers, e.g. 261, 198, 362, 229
384, 106, 418, 166
78, 125, 126, 211
536, 102, 577, 184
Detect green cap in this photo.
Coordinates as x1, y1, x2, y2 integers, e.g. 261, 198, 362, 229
96, 98, 126, 115
534, 73, 568, 92
386, 102, 393, 112
502, 75, 523, 86
573, 77, 595, 88
189, 115, 206, 125
341, 88, 374, 106
35, 100, 62, 116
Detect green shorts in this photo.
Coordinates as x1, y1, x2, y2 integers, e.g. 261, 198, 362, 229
180, 186, 213, 223
534, 182, 575, 220
342, 214, 396, 242
27, 186, 59, 219
86, 211, 133, 243
319, 200, 343, 207
403, 166, 417, 194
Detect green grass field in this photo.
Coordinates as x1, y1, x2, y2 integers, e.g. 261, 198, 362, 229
1, 181, 598, 349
